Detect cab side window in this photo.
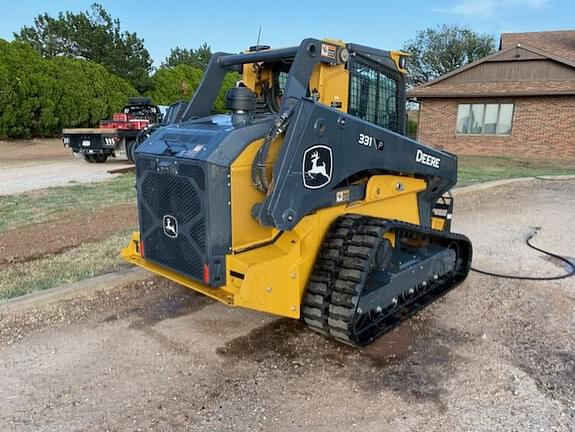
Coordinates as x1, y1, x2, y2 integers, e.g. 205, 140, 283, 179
348, 60, 400, 133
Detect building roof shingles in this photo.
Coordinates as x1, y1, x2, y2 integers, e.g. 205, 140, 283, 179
500, 30, 575, 63
409, 30, 575, 98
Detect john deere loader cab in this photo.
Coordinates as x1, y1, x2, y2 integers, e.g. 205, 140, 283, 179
123, 38, 472, 346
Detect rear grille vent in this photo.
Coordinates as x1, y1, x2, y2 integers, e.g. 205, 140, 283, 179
162, 133, 214, 145
142, 173, 201, 223
145, 228, 204, 278
190, 220, 206, 251
138, 159, 206, 281
136, 157, 156, 173
178, 164, 206, 190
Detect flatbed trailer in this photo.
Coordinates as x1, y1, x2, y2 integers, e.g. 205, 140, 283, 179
62, 127, 139, 163
61, 97, 163, 163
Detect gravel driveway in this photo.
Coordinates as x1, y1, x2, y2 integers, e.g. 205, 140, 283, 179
0, 139, 131, 195
0, 179, 573, 431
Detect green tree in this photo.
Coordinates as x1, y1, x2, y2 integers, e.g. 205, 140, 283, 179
162, 43, 212, 70
403, 25, 496, 86
14, 3, 153, 92
147, 64, 239, 113
0, 39, 135, 138
147, 64, 204, 105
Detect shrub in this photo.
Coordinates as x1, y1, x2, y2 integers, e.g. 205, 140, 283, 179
146, 64, 240, 113
0, 39, 136, 138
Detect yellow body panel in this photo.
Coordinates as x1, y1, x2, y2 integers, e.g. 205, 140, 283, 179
242, 60, 274, 96
123, 175, 426, 319
241, 40, 349, 113
308, 62, 349, 112
229, 138, 282, 250
123, 233, 237, 305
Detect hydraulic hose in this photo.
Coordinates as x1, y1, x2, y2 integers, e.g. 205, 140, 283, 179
471, 228, 575, 281
252, 108, 293, 193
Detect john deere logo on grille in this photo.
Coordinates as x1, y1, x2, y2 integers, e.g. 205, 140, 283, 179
302, 145, 333, 189
163, 215, 178, 238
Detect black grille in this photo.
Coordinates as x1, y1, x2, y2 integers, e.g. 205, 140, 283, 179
138, 159, 206, 281
179, 164, 205, 190
162, 133, 214, 145
190, 220, 206, 251
145, 228, 204, 278
142, 173, 201, 223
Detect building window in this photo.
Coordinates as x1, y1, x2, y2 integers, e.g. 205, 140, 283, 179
456, 103, 514, 135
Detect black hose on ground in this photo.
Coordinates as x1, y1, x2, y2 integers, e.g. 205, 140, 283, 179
471, 228, 575, 281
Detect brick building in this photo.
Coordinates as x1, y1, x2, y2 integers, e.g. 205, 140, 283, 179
408, 30, 575, 160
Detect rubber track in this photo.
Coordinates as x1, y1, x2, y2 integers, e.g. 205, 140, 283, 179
302, 215, 472, 346
301, 215, 364, 336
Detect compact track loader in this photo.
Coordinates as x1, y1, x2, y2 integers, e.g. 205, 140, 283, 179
122, 38, 472, 346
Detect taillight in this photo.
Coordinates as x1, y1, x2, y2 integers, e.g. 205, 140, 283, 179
203, 264, 210, 283
139, 240, 145, 257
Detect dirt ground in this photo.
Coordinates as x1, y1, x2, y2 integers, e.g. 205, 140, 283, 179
0, 139, 131, 195
0, 179, 574, 432
0, 203, 136, 268
0, 139, 70, 162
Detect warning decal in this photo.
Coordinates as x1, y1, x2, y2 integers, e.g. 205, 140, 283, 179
321, 44, 337, 59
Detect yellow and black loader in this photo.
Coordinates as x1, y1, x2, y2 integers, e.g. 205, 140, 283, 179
122, 38, 472, 346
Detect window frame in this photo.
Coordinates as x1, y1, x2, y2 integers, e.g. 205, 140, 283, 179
455, 103, 514, 136
347, 56, 405, 134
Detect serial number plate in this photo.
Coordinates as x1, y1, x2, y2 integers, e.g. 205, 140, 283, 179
82, 140, 91, 147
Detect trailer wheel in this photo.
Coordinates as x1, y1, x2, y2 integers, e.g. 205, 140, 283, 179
84, 155, 96, 163
126, 140, 136, 164
92, 154, 108, 163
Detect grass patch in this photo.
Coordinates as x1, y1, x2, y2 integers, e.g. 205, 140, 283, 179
0, 229, 132, 300
0, 174, 135, 232
458, 156, 575, 187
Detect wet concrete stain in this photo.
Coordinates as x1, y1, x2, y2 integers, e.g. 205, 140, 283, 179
131, 292, 211, 327
103, 285, 210, 326
103, 281, 211, 355
359, 324, 469, 410
344, 312, 473, 410
216, 309, 469, 408
130, 290, 211, 354
217, 315, 428, 366
362, 317, 428, 367
216, 319, 314, 362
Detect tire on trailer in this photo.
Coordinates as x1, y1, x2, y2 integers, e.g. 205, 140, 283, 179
92, 154, 108, 163
84, 154, 95, 163
126, 140, 136, 164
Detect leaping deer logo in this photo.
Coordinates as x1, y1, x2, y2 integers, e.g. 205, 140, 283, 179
163, 215, 178, 238
302, 145, 332, 190
306, 151, 329, 180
